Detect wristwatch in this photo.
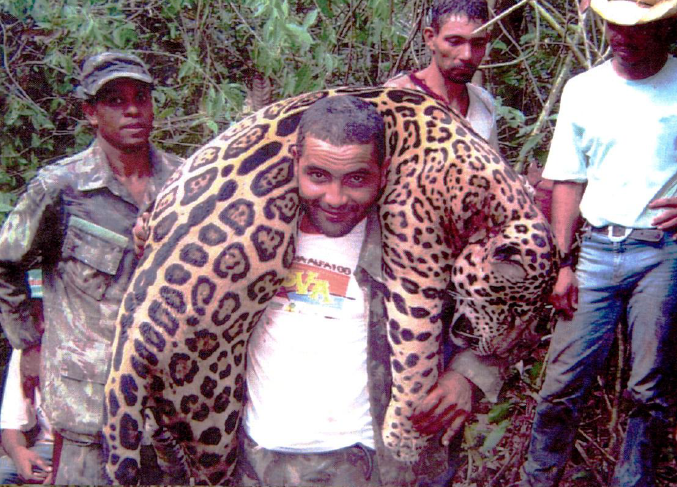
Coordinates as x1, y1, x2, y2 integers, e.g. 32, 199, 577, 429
558, 249, 575, 268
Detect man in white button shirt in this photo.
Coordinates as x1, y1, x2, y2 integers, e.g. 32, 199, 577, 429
520, 1, 677, 485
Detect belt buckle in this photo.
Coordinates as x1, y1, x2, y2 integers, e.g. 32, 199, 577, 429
607, 225, 632, 242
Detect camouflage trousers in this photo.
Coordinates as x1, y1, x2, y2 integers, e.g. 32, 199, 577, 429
236, 431, 381, 486
53, 434, 108, 485
53, 433, 165, 485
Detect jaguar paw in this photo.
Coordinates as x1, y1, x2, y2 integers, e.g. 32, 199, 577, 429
382, 409, 426, 463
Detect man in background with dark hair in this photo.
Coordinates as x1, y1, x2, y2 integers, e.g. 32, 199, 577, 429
385, 0, 499, 151
0, 51, 182, 484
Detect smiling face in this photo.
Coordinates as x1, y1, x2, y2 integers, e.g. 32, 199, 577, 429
424, 14, 489, 85
295, 136, 386, 238
84, 78, 154, 152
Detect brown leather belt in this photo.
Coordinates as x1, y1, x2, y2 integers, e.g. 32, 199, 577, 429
588, 224, 663, 242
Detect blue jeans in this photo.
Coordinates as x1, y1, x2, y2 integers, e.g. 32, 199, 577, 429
0, 442, 53, 484
522, 230, 677, 487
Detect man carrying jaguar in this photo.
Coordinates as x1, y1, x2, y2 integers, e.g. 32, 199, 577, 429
233, 95, 485, 486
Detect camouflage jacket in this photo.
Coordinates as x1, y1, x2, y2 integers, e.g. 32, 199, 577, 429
0, 140, 182, 441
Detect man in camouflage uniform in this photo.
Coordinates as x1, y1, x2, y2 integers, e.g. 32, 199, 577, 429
0, 51, 182, 484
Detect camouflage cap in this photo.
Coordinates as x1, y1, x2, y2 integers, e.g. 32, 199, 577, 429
76, 51, 154, 99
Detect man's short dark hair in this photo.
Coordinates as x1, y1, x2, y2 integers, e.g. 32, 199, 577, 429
296, 96, 386, 165
428, 0, 489, 33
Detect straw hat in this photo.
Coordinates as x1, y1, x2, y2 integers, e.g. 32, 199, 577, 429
590, 0, 677, 25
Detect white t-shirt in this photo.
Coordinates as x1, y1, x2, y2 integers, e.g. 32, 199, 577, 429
467, 83, 500, 151
0, 349, 53, 444
244, 219, 374, 452
543, 56, 677, 228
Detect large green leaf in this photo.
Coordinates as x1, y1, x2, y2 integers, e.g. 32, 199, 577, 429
480, 420, 509, 453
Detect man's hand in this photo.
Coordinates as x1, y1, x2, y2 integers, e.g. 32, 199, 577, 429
649, 197, 677, 236
2, 429, 52, 484
15, 446, 52, 484
410, 369, 475, 446
133, 212, 151, 257
20, 345, 41, 405
549, 267, 578, 320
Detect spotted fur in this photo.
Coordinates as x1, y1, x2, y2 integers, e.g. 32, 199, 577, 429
103, 87, 556, 484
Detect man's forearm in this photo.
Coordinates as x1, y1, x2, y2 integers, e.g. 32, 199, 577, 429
550, 181, 585, 254
0, 176, 54, 350
447, 348, 504, 402
1, 429, 28, 459
0, 275, 41, 349
0, 264, 41, 351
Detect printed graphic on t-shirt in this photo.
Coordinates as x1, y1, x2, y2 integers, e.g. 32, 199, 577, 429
272, 256, 357, 315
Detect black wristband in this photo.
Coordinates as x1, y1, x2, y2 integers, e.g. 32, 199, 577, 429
559, 250, 575, 268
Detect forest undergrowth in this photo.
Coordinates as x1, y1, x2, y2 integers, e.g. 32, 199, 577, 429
453, 327, 677, 486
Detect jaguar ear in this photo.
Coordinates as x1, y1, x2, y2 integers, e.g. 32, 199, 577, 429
490, 243, 527, 281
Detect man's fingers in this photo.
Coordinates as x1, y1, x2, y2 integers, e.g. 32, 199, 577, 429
33, 456, 51, 471
416, 407, 468, 440
648, 197, 677, 210
569, 286, 578, 310
413, 403, 465, 436
21, 458, 51, 483
411, 370, 474, 438
654, 214, 677, 230
30, 471, 49, 481
18, 467, 43, 483
412, 405, 451, 433
441, 413, 468, 446
558, 287, 578, 320
550, 293, 571, 316
557, 305, 575, 321
17, 465, 32, 480
650, 197, 677, 230
410, 389, 443, 420
548, 293, 565, 309
550, 285, 578, 320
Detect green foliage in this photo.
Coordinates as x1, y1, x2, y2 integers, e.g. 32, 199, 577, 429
482, 0, 611, 171
480, 419, 509, 453
0, 0, 426, 209
0, 0, 622, 203
487, 401, 512, 424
